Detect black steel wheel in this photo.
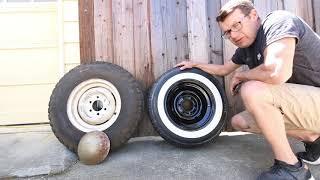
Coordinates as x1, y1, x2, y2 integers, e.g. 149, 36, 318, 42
148, 67, 228, 147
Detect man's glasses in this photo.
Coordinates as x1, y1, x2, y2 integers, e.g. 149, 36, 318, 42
222, 15, 248, 39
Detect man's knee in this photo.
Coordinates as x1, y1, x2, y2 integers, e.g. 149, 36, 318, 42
231, 114, 249, 131
240, 81, 273, 109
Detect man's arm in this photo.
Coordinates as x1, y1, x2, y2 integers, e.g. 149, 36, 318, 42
176, 59, 241, 76
233, 37, 295, 84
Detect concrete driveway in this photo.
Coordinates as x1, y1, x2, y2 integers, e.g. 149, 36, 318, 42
1, 125, 319, 180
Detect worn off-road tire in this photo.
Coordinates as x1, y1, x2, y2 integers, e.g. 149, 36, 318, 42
49, 62, 144, 152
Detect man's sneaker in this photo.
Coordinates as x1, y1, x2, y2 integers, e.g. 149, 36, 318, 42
257, 158, 314, 180
297, 137, 320, 165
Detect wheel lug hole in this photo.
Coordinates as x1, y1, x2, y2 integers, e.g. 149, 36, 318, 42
104, 108, 107, 110
97, 113, 99, 115
89, 109, 92, 112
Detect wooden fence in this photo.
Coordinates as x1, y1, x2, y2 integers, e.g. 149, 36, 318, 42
79, 0, 320, 136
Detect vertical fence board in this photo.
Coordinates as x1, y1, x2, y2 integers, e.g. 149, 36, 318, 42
283, 0, 314, 28
150, 0, 176, 79
207, 0, 223, 84
313, 0, 320, 34
186, 0, 210, 63
112, 0, 135, 75
94, 0, 113, 62
150, 0, 166, 79
175, 0, 189, 64
133, 0, 156, 136
163, 0, 178, 68
163, 0, 178, 70
79, 0, 95, 63
253, 0, 283, 19
133, 0, 153, 88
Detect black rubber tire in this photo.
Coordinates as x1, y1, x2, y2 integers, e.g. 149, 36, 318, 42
48, 62, 144, 152
148, 67, 228, 147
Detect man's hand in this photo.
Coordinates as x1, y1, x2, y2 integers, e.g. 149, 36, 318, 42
230, 72, 244, 96
175, 61, 196, 70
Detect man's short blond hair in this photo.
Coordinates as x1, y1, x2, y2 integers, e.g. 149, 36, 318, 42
216, 0, 255, 22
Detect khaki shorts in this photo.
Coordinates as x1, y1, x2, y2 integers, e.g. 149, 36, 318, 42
239, 83, 320, 133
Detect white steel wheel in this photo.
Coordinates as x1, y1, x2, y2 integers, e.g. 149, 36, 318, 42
67, 79, 121, 132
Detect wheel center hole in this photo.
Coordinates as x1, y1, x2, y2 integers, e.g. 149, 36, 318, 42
92, 100, 103, 111
182, 99, 193, 111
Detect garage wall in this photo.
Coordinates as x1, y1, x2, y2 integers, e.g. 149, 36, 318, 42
0, 0, 80, 125
63, 0, 80, 73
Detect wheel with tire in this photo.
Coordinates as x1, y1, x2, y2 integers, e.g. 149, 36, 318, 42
148, 67, 228, 147
49, 62, 144, 152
